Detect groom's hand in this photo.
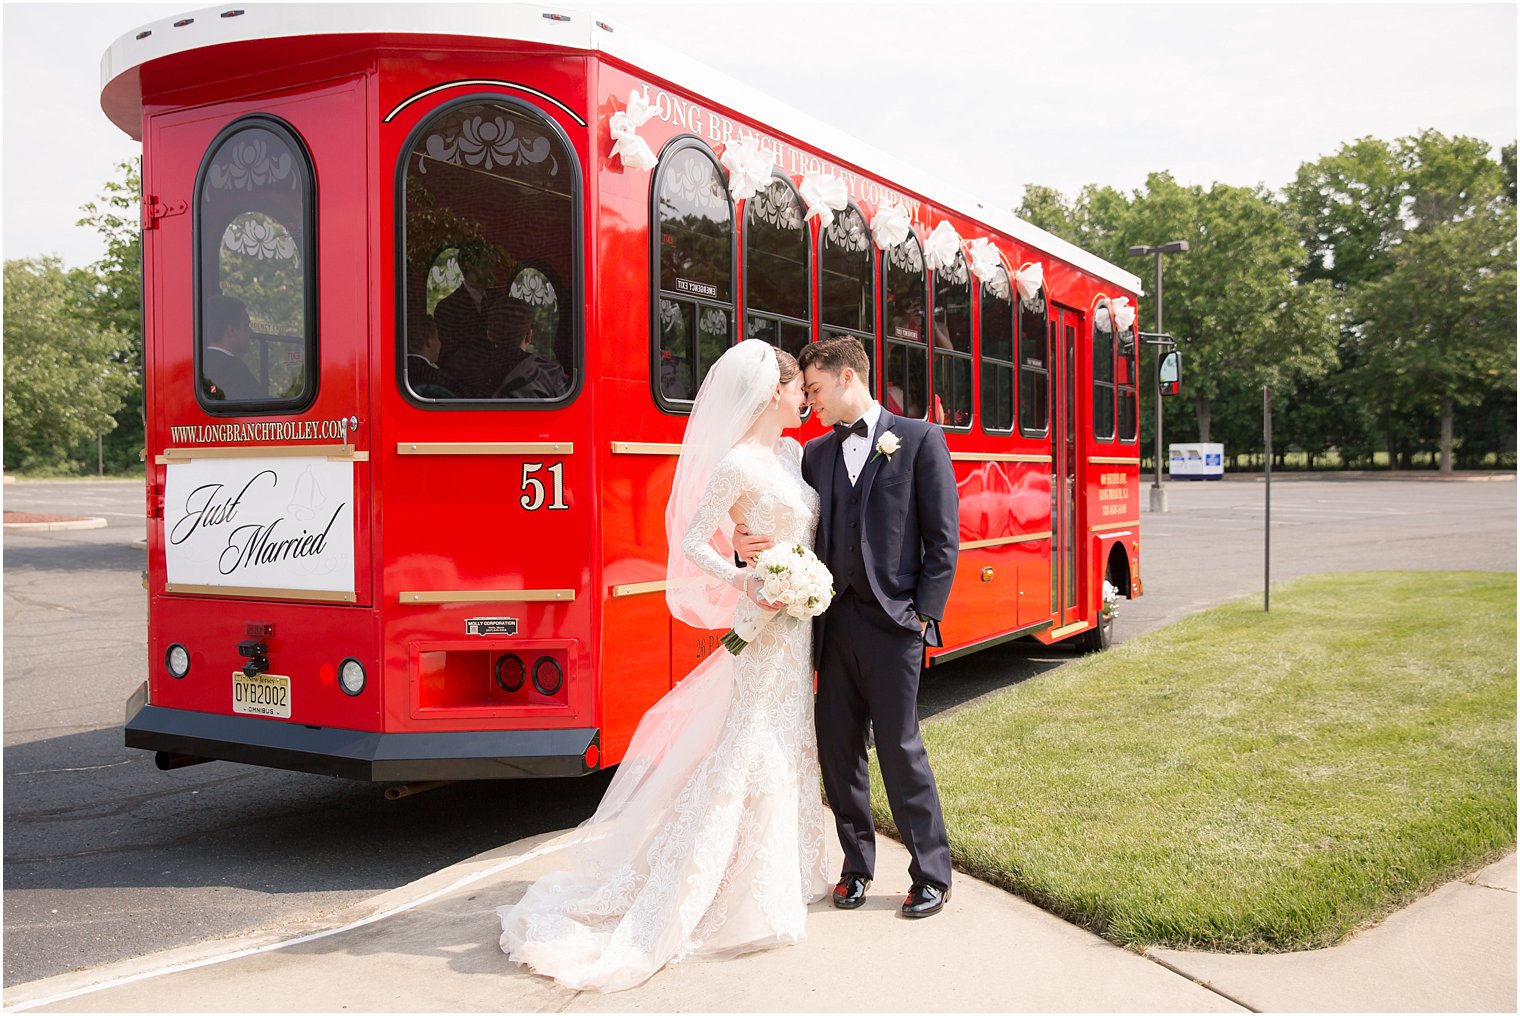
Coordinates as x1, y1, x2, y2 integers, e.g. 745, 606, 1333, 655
732, 524, 774, 566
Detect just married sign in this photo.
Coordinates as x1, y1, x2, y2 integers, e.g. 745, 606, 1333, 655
163, 456, 355, 595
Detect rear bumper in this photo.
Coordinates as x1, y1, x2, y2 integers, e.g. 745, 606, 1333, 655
123, 682, 598, 781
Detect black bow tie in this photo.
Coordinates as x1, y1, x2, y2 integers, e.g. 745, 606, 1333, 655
833, 418, 869, 440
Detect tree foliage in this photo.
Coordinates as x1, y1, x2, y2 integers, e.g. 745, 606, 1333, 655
3, 258, 138, 473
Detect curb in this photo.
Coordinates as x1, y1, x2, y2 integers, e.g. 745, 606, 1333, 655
0, 830, 571, 1011
2, 517, 108, 531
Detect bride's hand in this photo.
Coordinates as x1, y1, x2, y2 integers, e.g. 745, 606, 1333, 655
745, 575, 783, 612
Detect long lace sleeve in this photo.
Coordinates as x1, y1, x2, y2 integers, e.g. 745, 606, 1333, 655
680, 454, 750, 591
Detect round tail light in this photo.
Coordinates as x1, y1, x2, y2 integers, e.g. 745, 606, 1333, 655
166, 644, 190, 678
532, 656, 563, 696
338, 657, 366, 696
494, 654, 526, 693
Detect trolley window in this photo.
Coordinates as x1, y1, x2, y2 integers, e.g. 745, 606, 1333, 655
980, 264, 1015, 434
1118, 319, 1138, 442
399, 98, 580, 404
195, 116, 316, 412
818, 203, 873, 344
744, 176, 810, 357
932, 249, 973, 429
1093, 302, 1116, 440
882, 234, 928, 420
1018, 284, 1049, 436
654, 140, 735, 408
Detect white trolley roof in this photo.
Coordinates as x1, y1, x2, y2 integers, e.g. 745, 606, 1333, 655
102, 3, 1143, 294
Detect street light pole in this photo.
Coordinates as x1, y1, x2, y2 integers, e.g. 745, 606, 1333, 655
1127, 240, 1189, 514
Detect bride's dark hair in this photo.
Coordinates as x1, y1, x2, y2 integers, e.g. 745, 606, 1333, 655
774, 346, 799, 385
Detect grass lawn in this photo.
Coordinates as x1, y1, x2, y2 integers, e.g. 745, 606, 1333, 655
871, 571, 1516, 952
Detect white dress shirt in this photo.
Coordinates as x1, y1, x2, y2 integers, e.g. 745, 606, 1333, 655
840, 400, 882, 486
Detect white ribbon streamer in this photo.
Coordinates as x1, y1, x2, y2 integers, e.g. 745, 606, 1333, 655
1112, 296, 1136, 332
1015, 262, 1045, 303
871, 200, 913, 250
923, 220, 963, 272
720, 137, 776, 202
1095, 303, 1113, 332
967, 237, 1002, 284
799, 173, 849, 228
609, 89, 659, 171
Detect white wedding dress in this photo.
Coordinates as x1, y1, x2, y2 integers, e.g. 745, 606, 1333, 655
499, 437, 830, 993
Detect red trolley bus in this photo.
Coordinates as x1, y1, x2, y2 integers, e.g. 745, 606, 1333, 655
104, 4, 1147, 783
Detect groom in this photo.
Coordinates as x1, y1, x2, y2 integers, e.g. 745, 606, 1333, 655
737, 335, 958, 918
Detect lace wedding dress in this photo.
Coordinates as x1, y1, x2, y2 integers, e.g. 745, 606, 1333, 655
499, 438, 830, 993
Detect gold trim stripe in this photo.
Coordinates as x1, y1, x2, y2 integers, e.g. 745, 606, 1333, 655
610, 579, 668, 598
396, 442, 572, 456
1091, 521, 1137, 533
1049, 620, 1093, 639
1088, 456, 1141, 465
399, 589, 575, 604
158, 444, 368, 463
164, 583, 358, 603
611, 442, 682, 455
950, 452, 1052, 464
959, 532, 1053, 551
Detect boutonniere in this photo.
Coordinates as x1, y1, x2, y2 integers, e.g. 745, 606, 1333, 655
871, 431, 901, 464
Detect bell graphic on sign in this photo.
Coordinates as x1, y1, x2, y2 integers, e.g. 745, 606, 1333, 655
288, 465, 327, 523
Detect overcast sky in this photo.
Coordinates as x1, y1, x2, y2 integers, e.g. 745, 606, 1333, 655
3, 1, 1515, 268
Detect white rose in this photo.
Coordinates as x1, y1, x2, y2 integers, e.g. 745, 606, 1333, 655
877, 431, 901, 458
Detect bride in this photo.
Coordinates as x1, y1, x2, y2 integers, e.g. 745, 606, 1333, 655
498, 340, 830, 992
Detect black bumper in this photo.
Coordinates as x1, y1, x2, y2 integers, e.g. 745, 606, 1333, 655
123, 682, 599, 781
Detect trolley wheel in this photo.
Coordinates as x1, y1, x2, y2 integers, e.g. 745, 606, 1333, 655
1075, 573, 1116, 654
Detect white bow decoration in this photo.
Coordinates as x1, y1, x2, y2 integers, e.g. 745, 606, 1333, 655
609, 89, 659, 171
1015, 262, 1045, 303
871, 200, 913, 250
720, 137, 775, 202
967, 238, 1003, 284
1095, 303, 1113, 332
923, 221, 963, 272
799, 173, 850, 228
1111, 296, 1136, 332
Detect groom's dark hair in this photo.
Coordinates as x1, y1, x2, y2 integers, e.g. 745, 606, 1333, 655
798, 335, 870, 383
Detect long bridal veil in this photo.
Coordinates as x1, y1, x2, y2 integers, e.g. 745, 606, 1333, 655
498, 341, 784, 992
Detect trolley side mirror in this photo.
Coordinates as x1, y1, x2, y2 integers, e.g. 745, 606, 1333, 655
1158, 350, 1182, 397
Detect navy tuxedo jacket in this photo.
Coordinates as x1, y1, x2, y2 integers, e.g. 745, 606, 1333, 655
802, 409, 960, 662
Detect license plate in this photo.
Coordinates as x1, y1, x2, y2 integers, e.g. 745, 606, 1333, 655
232, 672, 291, 719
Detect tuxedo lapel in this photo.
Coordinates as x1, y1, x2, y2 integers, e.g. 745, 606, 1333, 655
813, 438, 838, 555
857, 408, 898, 509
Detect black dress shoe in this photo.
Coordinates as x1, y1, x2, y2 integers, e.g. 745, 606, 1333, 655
832, 872, 871, 909
900, 881, 949, 918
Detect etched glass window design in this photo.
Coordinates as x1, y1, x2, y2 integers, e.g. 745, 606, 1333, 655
980, 265, 1015, 433
882, 235, 927, 419
401, 99, 577, 403
932, 251, 973, 430
196, 119, 314, 408
744, 177, 810, 357
1118, 321, 1138, 442
1018, 286, 1049, 436
1092, 303, 1116, 440
655, 142, 734, 406
819, 204, 873, 342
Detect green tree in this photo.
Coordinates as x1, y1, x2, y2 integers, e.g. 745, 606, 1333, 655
3, 258, 138, 473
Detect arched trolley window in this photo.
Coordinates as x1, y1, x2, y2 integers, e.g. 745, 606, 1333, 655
1093, 299, 1117, 440
933, 247, 973, 429
980, 262, 1016, 434
397, 96, 581, 405
881, 232, 928, 420
818, 202, 874, 348
195, 115, 316, 413
1018, 276, 1050, 437
744, 174, 810, 358
653, 138, 735, 411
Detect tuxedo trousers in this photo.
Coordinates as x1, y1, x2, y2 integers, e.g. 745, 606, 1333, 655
816, 588, 952, 890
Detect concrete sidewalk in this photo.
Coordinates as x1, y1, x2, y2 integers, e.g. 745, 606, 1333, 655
5, 822, 1513, 1013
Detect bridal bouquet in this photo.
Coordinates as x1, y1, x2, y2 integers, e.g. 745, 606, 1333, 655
723, 544, 835, 655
